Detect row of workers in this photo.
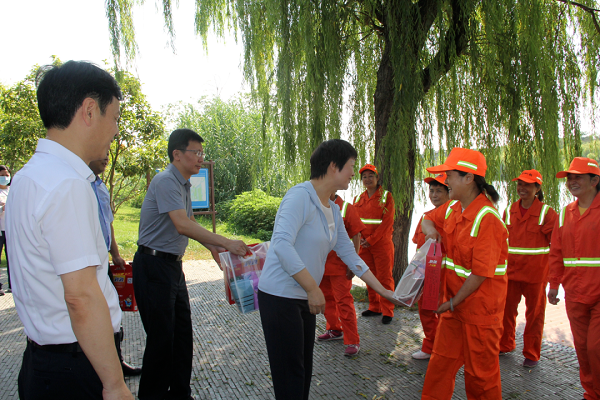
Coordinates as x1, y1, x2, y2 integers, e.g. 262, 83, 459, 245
318, 150, 600, 399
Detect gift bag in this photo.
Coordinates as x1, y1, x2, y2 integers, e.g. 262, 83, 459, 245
110, 262, 138, 312
420, 241, 443, 310
220, 242, 270, 314
393, 239, 436, 307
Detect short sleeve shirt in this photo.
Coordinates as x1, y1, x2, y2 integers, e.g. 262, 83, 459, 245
5, 139, 121, 345
137, 163, 192, 255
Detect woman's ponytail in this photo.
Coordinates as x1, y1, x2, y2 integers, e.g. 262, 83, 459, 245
473, 175, 500, 203
535, 183, 544, 202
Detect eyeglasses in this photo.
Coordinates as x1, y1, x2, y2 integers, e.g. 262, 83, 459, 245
179, 149, 205, 158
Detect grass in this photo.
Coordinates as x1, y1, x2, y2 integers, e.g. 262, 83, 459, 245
111, 204, 264, 262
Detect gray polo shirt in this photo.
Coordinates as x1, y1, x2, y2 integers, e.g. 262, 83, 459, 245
137, 164, 192, 255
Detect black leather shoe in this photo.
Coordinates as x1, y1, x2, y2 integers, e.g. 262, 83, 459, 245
121, 361, 142, 376
361, 310, 382, 317
382, 316, 393, 324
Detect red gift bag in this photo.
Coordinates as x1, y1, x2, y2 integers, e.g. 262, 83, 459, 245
421, 242, 443, 311
110, 262, 138, 312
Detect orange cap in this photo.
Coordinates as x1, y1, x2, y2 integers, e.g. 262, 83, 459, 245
556, 157, 600, 178
424, 173, 448, 186
359, 163, 378, 175
426, 148, 487, 177
512, 169, 543, 184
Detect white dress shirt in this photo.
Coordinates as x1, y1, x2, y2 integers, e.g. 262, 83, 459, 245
6, 139, 121, 345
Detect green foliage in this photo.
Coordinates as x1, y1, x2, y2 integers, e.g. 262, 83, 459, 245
168, 97, 293, 204
105, 0, 600, 274
0, 59, 59, 170
228, 190, 281, 241
350, 286, 369, 303
104, 69, 166, 214
215, 199, 234, 222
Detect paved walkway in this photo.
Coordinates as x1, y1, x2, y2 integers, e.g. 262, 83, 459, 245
0, 262, 584, 399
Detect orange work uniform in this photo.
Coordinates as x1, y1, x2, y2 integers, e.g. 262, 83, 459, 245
421, 194, 508, 400
320, 196, 365, 345
549, 193, 600, 400
353, 187, 395, 317
411, 200, 454, 354
500, 198, 557, 361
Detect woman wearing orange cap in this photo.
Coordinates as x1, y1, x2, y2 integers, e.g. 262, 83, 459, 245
420, 148, 508, 400
499, 169, 557, 368
548, 157, 600, 400
411, 173, 451, 360
353, 164, 396, 324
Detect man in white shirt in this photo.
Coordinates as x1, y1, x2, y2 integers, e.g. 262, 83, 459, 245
6, 61, 133, 400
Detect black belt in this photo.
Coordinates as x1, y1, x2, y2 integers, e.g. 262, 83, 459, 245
138, 245, 184, 261
28, 332, 120, 353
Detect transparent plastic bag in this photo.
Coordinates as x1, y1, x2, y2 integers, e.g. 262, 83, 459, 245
220, 241, 270, 314
393, 238, 435, 307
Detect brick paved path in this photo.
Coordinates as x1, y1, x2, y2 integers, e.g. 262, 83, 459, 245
0, 262, 584, 399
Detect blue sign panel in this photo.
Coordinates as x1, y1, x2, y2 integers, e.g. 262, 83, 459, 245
190, 169, 210, 209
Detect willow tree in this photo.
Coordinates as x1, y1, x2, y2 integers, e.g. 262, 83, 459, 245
106, 0, 600, 280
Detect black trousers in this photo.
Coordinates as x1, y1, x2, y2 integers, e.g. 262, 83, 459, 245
18, 336, 121, 400
133, 251, 193, 400
1, 230, 10, 289
258, 290, 316, 400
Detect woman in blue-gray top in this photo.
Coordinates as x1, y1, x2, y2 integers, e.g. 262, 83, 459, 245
258, 139, 401, 400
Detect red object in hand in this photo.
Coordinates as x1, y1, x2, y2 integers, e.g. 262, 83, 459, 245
421, 242, 443, 311
110, 262, 138, 312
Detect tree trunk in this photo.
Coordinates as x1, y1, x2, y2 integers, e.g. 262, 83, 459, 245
373, 36, 418, 285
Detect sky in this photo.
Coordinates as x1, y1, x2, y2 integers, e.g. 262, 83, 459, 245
1, 0, 247, 110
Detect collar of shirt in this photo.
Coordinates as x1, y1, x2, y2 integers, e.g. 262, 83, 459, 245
511, 197, 542, 220
166, 163, 192, 188
455, 193, 493, 222
36, 139, 96, 183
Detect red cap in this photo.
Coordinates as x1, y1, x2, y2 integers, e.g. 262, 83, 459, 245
556, 157, 600, 178
426, 148, 487, 177
359, 163, 378, 175
424, 173, 448, 186
512, 169, 543, 184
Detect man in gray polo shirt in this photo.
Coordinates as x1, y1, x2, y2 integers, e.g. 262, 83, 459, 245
133, 128, 248, 400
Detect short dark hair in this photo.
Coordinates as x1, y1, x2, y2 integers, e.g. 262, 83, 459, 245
0, 165, 9, 173
310, 139, 358, 180
168, 129, 205, 162
428, 180, 449, 192
36, 61, 122, 130
589, 174, 600, 192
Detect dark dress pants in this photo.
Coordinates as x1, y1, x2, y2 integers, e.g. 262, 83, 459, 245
133, 252, 193, 400
18, 341, 104, 400
258, 290, 316, 400
1, 230, 10, 289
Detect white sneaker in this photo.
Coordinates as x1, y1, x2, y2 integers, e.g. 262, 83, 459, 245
412, 350, 431, 360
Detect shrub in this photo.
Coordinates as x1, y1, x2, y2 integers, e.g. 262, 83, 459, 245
228, 190, 281, 240
215, 199, 234, 222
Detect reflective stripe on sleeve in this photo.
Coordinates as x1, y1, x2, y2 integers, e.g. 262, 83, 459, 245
470, 206, 506, 237
341, 201, 349, 218
508, 246, 550, 255
563, 258, 600, 267
539, 204, 550, 225
361, 218, 382, 224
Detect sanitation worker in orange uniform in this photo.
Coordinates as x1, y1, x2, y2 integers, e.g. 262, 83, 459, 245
420, 148, 508, 400
548, 157, 600, 400
317, 192, 365, 356
411, 173, 451, 360
353, 164, 396, 324
499, 169, 557, 368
